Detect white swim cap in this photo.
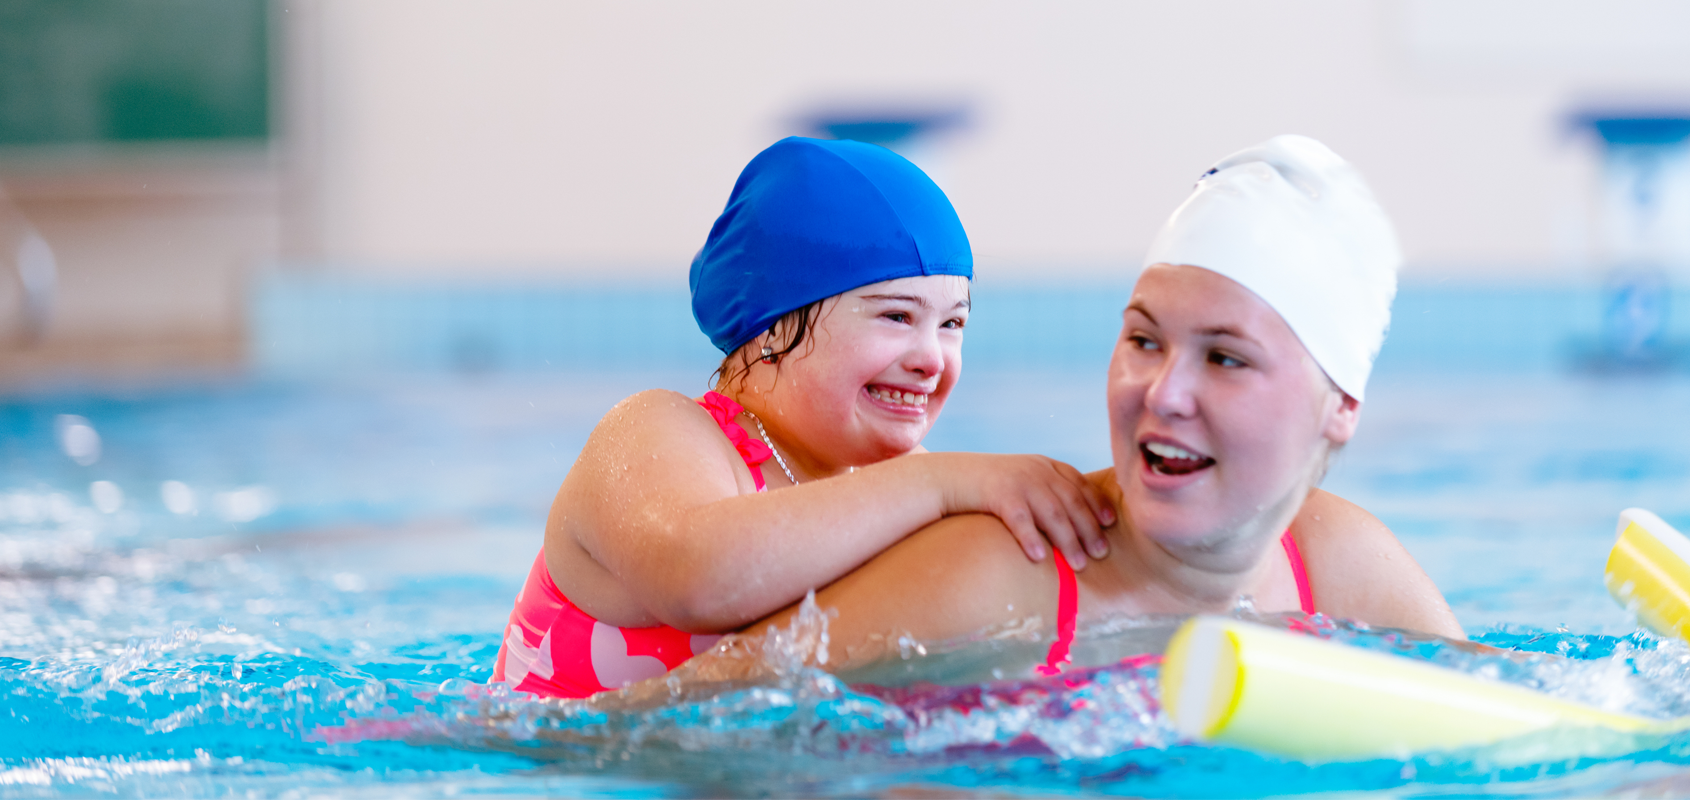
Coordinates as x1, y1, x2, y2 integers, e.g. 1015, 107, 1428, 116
1142, 135, 1401, 401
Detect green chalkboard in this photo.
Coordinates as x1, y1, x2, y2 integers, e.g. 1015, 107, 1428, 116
0, 0, 269, 146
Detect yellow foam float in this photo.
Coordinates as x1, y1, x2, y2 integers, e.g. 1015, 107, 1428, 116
1160, 616, 1671, 761
1605, 507, 1690, 641
1157, 509, 1690, 761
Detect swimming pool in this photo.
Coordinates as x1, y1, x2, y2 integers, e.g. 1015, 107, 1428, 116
7, 286, 1690, 796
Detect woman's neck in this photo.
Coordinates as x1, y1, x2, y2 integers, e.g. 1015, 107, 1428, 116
1089, 471, 1297, 615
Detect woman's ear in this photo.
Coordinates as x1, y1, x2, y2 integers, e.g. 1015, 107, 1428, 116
1323, 392, 1362, 446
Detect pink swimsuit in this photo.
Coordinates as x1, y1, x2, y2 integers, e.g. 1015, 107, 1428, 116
492, 392, 769, 698
494, 389, 1319, 693
1036, 530, 1314, 675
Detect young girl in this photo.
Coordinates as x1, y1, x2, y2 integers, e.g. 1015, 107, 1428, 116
733, 135, 1464, 675
493, 137, 1115, 697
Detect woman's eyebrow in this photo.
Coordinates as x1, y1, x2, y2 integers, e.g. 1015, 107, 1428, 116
1125, 302, 1156, 324
1198, 324, 1258, 344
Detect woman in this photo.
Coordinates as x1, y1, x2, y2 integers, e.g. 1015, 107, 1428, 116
493, 137, 1116, 697
735, 135, 1464, 675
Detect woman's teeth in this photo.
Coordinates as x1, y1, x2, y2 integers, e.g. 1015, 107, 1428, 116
1141, 441, 1216, 475
1145, 441, 1203, 461
869, 387, 928, 406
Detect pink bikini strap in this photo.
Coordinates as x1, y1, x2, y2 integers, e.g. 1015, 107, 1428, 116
696, 391, 773, 492
1036, 535, 1308, 679
1036, 551, 1079, 676
1281, 530, 1315, 615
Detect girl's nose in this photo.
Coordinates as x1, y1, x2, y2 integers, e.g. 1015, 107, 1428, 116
902, 326, 945, 378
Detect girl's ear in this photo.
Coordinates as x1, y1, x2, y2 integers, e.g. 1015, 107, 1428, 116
1323, 392, 1362, 446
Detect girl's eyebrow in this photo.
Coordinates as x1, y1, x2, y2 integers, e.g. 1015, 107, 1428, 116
859, 293, 971, 310
1125, 302, 1156, 323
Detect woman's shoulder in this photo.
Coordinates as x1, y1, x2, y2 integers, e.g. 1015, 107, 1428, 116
1290, 489, 1388, 545
1292, 489, 1464, 638
1085, 468, 1116, 493
846, 513, 1054, 599
795, 513, 1063, 655
905, 513, 1053, 575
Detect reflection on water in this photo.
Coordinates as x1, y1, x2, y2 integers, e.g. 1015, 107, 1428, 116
3, 370, 1690, 796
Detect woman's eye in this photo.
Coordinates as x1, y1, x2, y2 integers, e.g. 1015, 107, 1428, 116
884, 312, 911, 324
942, 317, 965, 330
1128, 334, 1160, 352
1209, 351, 1245, 368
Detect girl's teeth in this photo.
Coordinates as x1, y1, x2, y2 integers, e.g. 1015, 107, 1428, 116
871, 388, 927, 406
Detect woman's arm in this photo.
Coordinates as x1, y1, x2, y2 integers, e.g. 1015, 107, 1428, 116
549, 391, 1105, 633
1293, 489, 1465, 639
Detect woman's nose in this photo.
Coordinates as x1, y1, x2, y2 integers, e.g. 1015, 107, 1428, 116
1144, 356, 1198, 419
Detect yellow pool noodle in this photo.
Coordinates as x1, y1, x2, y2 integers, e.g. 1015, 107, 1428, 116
1160, 616, 1667, 761
1605, 508, 1690, 641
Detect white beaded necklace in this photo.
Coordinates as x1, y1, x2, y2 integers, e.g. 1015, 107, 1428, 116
744, 411, 799, 486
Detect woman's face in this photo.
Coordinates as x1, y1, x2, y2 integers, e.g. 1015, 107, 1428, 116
755, 274, 969, 468
1108, 264, 1359, 557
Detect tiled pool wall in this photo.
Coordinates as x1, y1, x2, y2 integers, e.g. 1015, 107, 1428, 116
249, 270, 1690, 377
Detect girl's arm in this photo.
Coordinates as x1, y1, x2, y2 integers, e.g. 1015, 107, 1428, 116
549, 390, 1109, 633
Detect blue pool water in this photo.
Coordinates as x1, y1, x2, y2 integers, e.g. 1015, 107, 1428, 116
5, 362, 1690, 797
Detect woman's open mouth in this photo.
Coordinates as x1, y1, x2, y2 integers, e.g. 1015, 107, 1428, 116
1141, 440, 1216, 476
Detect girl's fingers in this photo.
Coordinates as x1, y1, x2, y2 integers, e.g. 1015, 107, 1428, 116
1029, 494, 1087, 571
1001, 505, 1047, 562
1055, 482, 1109, 561
1054, 459, 1116, 529
1084, 478, 1116, 527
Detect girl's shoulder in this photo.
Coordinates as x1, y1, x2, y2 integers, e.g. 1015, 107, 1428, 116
576, 389, 753, 482
591, 389, 731, 442
600, 388, 707, 424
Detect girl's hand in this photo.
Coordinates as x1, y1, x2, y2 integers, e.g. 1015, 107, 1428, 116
929, 453, 1116, 570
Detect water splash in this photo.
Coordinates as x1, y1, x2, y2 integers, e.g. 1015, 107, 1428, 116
9, 374, 1690, 796
285, 607, 1690, 796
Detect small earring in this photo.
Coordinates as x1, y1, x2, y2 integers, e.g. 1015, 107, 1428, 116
760, 346, 777, 364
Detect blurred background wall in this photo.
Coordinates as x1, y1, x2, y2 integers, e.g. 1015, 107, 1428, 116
3, 0, 1690, 374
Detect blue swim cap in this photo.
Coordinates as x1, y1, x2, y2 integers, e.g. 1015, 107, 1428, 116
690, 137, 972, 354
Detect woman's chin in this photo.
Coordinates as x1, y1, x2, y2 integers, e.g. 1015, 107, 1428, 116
1122, 486, 1233, 547
1129, 510, 1219, 550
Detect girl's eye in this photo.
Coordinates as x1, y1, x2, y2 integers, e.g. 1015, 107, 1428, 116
942, 317, 966, 330
884, 312, 911, 324
1209, 350, 1245, 368
1127, 334, 1161, 352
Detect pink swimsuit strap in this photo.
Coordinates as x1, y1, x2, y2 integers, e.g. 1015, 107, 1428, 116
1036, 552, 1079, 676
697, 391, 774, 491
1036, 529, 1314, 677
492, 392, 772, 698
1280, 530, 1316, 615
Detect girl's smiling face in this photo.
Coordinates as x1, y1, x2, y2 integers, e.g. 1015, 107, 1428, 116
1108, 264, 1359, 559
751, 275, 969, 471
